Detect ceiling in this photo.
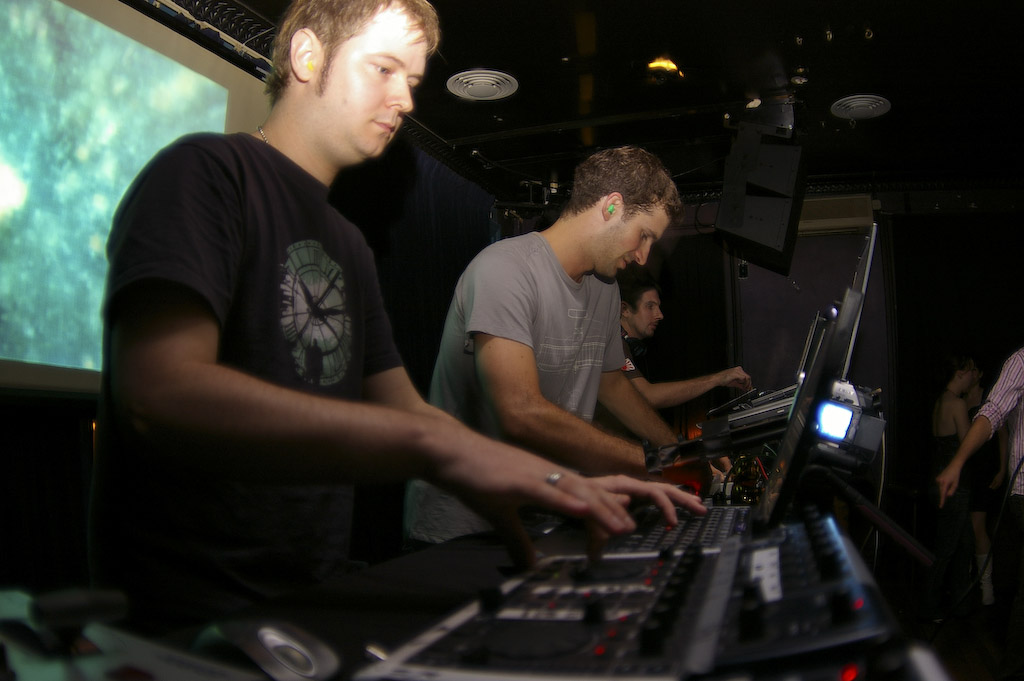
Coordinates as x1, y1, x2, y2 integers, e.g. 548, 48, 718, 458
183, 0, 1024, 204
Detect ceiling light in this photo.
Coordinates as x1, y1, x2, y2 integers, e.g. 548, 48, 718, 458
830, 94, 891, 120
446, 69, 519, 101
647, 57, 683, 78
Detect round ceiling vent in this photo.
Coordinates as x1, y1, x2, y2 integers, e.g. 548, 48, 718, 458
446, 69, 519, 101
830, 94, 891, 120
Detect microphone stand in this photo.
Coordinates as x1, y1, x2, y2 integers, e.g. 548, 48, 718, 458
804, 464, 934, 568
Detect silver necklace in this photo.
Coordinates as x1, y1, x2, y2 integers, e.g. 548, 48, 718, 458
257, 125, 269, 144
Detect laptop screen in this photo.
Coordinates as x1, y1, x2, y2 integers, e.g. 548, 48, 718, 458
752, 286, 865, 530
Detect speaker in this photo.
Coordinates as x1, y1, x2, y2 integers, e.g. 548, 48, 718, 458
716, 125, 806, 276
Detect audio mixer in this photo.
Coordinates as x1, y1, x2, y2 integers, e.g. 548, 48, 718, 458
355, 506, 899, 681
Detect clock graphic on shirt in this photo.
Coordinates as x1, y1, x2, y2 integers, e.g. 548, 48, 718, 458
280, 240, 353, 386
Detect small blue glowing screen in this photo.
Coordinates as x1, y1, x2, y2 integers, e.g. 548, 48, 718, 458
816, 402, 853, 441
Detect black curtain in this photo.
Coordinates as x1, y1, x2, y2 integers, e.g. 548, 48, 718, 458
639, 231, 733, 437
330, 140, 495, 563
0, 394, 95, 592
331, 139, 495, 393
737, 231, 889, 400
881, 210, 1023, 602
888, 213, 1023, 497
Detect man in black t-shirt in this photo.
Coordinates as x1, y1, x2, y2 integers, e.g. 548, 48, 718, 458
615, 265, 752, 410
594, 265, 752, 482
90, 0, 700, 635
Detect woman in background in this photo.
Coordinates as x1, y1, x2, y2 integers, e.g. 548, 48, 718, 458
922, 353, 978, 622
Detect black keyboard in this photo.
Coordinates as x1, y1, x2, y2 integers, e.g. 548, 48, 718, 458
354, 506, 908, 681
606, 502, 751, 555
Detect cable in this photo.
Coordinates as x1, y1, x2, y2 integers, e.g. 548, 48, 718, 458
469, 150, 542, 183
139, 0, 272, 72
671, 155, 728, 181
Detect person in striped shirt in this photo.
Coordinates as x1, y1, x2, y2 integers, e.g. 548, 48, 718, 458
937, 346, 1023, 503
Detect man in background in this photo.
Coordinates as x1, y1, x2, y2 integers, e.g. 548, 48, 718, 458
599, 264, 751, 482
614, 264, 752, 417
406, 146, 707, 545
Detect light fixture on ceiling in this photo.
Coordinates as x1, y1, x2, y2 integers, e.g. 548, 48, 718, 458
646, 56, 683, 85
446, 69, 519, 101
830, 94, 891, 120
647, 57, 683, 77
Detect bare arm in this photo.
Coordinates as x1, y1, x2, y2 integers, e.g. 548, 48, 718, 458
991, 425, 1009, 489
474, 334, 649, 476
629, 366, 752, 409
936, 415, 993, 507
109, 283, 457, 483
107, 282, 666, 566
597, 369, 678, 446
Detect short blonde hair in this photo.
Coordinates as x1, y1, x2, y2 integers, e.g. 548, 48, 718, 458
265, 0, 440, 106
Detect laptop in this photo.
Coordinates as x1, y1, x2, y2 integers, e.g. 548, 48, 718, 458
528, 280, 867, 561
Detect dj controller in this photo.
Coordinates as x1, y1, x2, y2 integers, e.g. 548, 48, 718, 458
0, 503, 949, 681
356, 505, 940, 681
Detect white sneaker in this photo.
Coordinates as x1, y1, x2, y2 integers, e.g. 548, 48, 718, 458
981, 581, 995, 606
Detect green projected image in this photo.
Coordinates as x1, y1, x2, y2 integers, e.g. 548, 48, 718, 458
0, 0, 228, 374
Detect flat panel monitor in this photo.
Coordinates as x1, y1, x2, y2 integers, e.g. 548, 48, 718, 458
716, 125, 806, 277
840, 224, 877, 380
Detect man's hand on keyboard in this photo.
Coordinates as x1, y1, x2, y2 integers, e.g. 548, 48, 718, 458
590, 475, 707, 527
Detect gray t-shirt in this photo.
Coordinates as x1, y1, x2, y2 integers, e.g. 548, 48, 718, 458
405, 231, 623, 543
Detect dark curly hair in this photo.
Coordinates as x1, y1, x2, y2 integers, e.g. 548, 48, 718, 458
561, 146, 684, 228
934, 351, 975, 396
616, 263, 661, 310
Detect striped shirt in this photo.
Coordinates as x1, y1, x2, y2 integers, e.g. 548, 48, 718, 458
976, 346, 1024, 495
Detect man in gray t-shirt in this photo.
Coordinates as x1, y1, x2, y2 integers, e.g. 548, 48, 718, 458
406, 146, 690, 543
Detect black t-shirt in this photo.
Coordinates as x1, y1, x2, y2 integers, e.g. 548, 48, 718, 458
91, 133, 402, 633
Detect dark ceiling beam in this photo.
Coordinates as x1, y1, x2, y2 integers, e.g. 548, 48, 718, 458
445, 102, 740, 146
